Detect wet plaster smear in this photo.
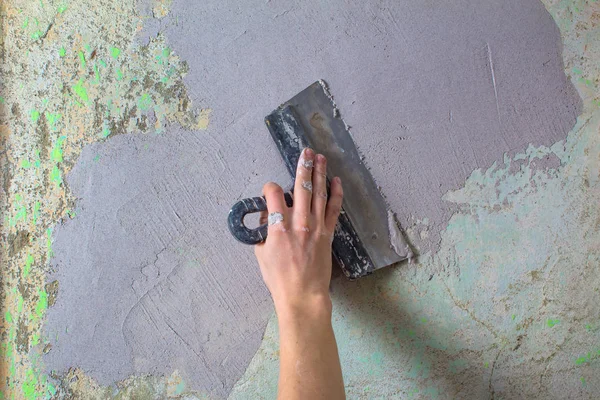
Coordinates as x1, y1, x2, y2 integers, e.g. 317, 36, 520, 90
44, 0, 581, 397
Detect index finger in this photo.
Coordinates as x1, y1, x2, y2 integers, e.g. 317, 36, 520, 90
262, 182, 289, 234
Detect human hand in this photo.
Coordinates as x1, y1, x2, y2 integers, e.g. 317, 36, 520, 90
255, 148, 343, 319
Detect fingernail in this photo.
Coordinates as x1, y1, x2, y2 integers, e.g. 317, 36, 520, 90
304, 148, 314, 157
316, 154, 326, 164
334, 176, 341, 184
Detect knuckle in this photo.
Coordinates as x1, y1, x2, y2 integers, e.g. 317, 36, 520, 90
331, 193, 343, 203
268, 225, 288, 235
294, 225, 311, 234
301, 180, 313, 192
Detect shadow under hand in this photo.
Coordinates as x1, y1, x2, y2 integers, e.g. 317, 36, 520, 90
329, 263, 489, 399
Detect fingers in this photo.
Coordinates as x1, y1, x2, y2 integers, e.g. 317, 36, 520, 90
293, 148, 315, 220
324, 176, 343, 233
258, 210, 268, 226
312, 154, 328, 220
262, 182, 288, 234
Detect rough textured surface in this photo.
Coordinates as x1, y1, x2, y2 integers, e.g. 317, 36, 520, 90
0, 0, 598, 399
0, 0, 209, 397
230, 1, 600, 398
44, 129, 284, 397
146, 0, 581, 254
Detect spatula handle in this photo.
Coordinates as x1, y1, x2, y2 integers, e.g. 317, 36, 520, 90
228, 192, 294, 244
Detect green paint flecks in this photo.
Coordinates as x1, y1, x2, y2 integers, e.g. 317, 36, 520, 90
24, 254, 34, 278
111, 47, 121, 59
46, 112, 61, 130
72, 78, 89, 103
94, 64, 101, 84
31, 29, 44, 41
50, 165, 62, 185
51, 136, 66, 162
35, 289, 48, 318
138, 93, 153, 111
30, 109, 40, 123
22, 368, 42, 400
79, 51, 86, 69
59, 47, 66, 57
57, 4, 68, 14
33, 201, 41, 225
10, 194, 27, 227
31, 333, 40, 346
547, 319, 560, 328
575, 349, 600, 366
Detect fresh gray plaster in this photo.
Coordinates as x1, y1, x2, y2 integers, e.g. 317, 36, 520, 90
142, 0, 580, 254
44, 130, 291, 396
44, 0, 581, 396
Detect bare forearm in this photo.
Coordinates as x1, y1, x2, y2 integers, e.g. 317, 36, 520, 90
277, 296, 345, 400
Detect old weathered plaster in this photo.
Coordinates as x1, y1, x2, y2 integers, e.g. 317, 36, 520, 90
0, 0, 208, 397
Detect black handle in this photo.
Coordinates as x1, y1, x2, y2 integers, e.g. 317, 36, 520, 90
228, 192, 294, 244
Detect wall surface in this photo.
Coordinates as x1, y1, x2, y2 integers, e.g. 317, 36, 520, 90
1, 0, 599, 399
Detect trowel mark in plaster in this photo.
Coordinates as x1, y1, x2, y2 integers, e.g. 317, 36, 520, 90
486, 43, 502, 127
44, 130, 274, 397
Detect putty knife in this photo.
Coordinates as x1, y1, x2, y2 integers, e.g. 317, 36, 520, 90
228, 81, 409, 279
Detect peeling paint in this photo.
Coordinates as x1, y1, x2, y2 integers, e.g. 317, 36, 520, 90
0, 0, 210, 397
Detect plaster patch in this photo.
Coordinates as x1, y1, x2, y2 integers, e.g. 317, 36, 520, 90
149, 0, 581, 255
44, 130, 274, 397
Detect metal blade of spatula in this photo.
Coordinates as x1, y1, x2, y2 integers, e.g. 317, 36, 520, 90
228, 80, 409, 278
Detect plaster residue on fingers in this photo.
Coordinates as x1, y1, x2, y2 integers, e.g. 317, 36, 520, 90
268, 212, 284, 225
300, 157, 314, 169
301, 180, 313, 192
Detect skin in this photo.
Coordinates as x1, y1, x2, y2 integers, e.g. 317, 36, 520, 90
255, 147, 346, 400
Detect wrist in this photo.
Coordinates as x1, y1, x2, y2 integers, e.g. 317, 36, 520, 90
275, 292, 332, 325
